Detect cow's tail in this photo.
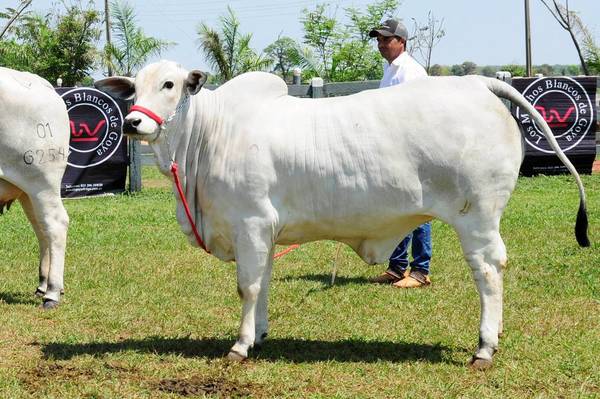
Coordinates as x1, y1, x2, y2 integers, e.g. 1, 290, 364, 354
482, 76, 590, 248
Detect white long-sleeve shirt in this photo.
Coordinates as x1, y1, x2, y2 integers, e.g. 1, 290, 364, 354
379, 52, 427, 88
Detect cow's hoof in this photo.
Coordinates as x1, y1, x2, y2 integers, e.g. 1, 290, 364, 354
227, 350, 247, 362
469, 356, 493, 370
41, 299, 59, 310
254, 332, 268, 348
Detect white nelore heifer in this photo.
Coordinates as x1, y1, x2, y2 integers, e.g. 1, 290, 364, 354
0, 67, 70, 309
96, 60, 589, 369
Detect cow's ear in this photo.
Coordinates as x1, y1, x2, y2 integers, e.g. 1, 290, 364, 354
94, 76, 135, 100
185, 70, 208, 95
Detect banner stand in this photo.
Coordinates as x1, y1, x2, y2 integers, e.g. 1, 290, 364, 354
511, 76, 597, 176
56, 87, 128, 198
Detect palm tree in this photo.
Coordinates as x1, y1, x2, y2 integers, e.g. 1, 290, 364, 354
102, 0, 172, 77
196, 6, 271, 83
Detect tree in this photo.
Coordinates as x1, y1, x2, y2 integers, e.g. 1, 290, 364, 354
450, 64, 463, 76
300, 3, 339, 80
263, 35, 301, 82
0, 2, 101, 86
411, 11, 445, 73
450, 61, 477, 76
461, 61, 477, 75
500, 64, 526, 77
481, 65, 498, 77
428, 63, 449, 76
540, 0, 590, 75
346, 0, 399, 42
338, 0, 399, 81
297, 0, 399, 82
559, 64, 582, 75
197, 6, 271, 83
534, 63, 554, 76
102, 0, 172, 77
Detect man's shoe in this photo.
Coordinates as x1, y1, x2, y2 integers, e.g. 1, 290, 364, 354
369, 270, 408, 284
392, 269, 431, 288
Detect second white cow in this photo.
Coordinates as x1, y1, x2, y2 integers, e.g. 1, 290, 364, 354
0, 67, 70, 309
96, 60, 589, 368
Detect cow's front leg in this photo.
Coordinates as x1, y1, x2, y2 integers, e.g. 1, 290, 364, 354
228, 221, 273, 361
458, 225, 506, 370
254, 250, 273, 348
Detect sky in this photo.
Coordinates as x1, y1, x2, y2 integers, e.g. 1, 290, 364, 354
25, 0, 600, 77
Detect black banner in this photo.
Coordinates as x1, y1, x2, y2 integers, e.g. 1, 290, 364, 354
56, 87, 127, 197
511, 77, 597, 176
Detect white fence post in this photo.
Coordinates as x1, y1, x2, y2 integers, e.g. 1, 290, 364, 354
311, 77, 324, 98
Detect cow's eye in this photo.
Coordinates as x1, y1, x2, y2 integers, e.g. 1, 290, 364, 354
163, 81, 174, 89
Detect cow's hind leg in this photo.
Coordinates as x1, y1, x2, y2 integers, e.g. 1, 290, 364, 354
228, 221, 273, 361
20, 192, 68, 309
455, 215, 507, 370
19, 195, 50, 298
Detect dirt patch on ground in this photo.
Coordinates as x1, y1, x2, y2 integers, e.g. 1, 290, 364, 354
154, 376, 256, 398
19, 362, 97, 393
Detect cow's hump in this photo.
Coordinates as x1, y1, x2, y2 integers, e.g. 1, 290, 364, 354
216, 72, 288, 101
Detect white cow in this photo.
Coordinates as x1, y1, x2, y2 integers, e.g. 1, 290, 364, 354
95, 60, 589, 369
0, 67, 70, 309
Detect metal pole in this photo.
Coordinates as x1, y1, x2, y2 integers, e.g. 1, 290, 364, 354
105, 0, 114, 77
104, 0, 141, 191
525, 0, 532, 77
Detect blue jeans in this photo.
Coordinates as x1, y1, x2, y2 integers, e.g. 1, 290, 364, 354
388, 222, 431, 276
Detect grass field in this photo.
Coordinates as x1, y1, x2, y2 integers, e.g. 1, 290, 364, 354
0, 167, 598, 398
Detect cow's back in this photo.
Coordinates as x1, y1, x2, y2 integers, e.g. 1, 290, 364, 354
231, 76, 524, 252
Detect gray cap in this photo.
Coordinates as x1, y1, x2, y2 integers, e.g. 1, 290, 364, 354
369, 19, 408, 41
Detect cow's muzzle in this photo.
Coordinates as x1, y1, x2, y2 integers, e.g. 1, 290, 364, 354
122, 118, 141, 135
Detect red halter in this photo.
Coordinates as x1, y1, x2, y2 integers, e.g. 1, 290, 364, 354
130, 104, 164, 125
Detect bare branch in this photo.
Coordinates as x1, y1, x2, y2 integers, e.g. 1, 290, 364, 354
540, 0, 567, 29
540, 0, 589, 75
410, 11, 445, 73
0, 0, 32, 40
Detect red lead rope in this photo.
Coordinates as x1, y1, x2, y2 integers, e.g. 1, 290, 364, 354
170, 162, 299, 259
273, 244, 300, 259
170, 162, 208, 252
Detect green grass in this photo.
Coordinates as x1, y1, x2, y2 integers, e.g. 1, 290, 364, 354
0, 167, 598, 398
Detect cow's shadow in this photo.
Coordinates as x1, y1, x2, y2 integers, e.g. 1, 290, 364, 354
42, 336, 461, 365
277, 273, 370, 288
0, 291, 39, 305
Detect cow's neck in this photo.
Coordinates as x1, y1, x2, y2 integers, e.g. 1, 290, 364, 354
182, 89, 225, 177
150, 89, 222, 178
163, 89, 235, 255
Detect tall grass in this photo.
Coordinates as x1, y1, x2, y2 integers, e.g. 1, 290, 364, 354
0, 168, 597, 398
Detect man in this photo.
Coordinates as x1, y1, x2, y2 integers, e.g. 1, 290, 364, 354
368, 18, 432, 288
